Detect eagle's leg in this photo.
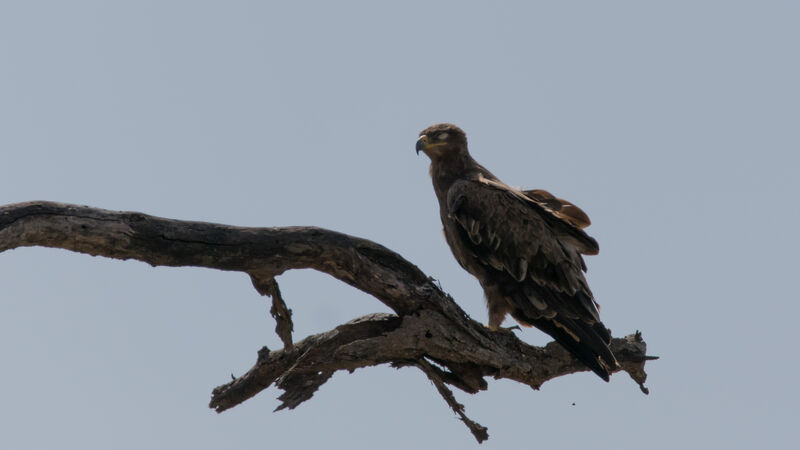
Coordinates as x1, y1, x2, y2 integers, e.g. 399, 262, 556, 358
487, 306, 508, 331
484, 286, 518, 332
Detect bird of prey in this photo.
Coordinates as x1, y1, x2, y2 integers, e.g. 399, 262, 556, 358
416, 123, 618, 381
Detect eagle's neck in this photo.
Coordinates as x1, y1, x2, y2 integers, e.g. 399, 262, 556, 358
429, 150, 495, 195
428, 148, 497, 214
430, 152, 469, 193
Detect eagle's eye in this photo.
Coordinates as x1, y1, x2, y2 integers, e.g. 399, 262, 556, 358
437, 132, 449, 141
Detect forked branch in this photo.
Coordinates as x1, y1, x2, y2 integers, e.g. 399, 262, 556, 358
0, 201, 655, 443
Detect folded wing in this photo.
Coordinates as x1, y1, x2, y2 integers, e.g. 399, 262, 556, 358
446, 176, 617, 379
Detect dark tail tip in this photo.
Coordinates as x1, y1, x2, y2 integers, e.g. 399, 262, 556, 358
518, 313, 616, 382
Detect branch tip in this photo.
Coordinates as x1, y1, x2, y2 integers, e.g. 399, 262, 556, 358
407, 359, 489, 443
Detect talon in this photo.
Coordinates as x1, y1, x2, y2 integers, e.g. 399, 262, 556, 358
486, 324, 521, 334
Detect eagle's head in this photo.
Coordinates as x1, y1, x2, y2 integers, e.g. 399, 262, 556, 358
416, 123, 467, 160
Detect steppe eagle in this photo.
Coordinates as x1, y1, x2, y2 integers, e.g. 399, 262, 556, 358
416, 123, 617, 381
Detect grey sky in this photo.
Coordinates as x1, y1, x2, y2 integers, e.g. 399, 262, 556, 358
1, 1, 798, 449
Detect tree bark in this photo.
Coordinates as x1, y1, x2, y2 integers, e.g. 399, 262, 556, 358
0, 201, 655, 443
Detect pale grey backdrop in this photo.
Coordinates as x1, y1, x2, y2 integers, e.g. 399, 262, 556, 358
1, 1, 797, 449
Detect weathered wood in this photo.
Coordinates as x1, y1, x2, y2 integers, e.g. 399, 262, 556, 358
0, 201, 655, 443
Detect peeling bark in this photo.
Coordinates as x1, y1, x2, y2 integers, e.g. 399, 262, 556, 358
0, 201, 656, 443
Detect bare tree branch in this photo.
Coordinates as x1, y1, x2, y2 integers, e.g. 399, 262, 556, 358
0, 201, 656, 443
399, 358, 489, 443
250, 275, 294, 349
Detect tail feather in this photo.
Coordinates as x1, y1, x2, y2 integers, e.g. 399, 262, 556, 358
513, 310, 617, 382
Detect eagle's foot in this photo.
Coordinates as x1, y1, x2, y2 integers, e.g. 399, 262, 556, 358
487, 324, 521, 334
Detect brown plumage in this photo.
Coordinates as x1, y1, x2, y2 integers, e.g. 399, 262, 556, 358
416, 123, 617, 381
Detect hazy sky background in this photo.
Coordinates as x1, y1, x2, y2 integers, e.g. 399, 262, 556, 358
1, 1, 798, 449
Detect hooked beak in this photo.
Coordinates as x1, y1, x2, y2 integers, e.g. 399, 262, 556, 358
415, 135, 429, 155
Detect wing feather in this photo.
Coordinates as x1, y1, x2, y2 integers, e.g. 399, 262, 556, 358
524, 189, 592, 229
447, 178, 594, 296
446, 177, 604, 328
469, 177, 600, 255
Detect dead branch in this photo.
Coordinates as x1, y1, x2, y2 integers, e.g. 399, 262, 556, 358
0, 201, 655, 443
